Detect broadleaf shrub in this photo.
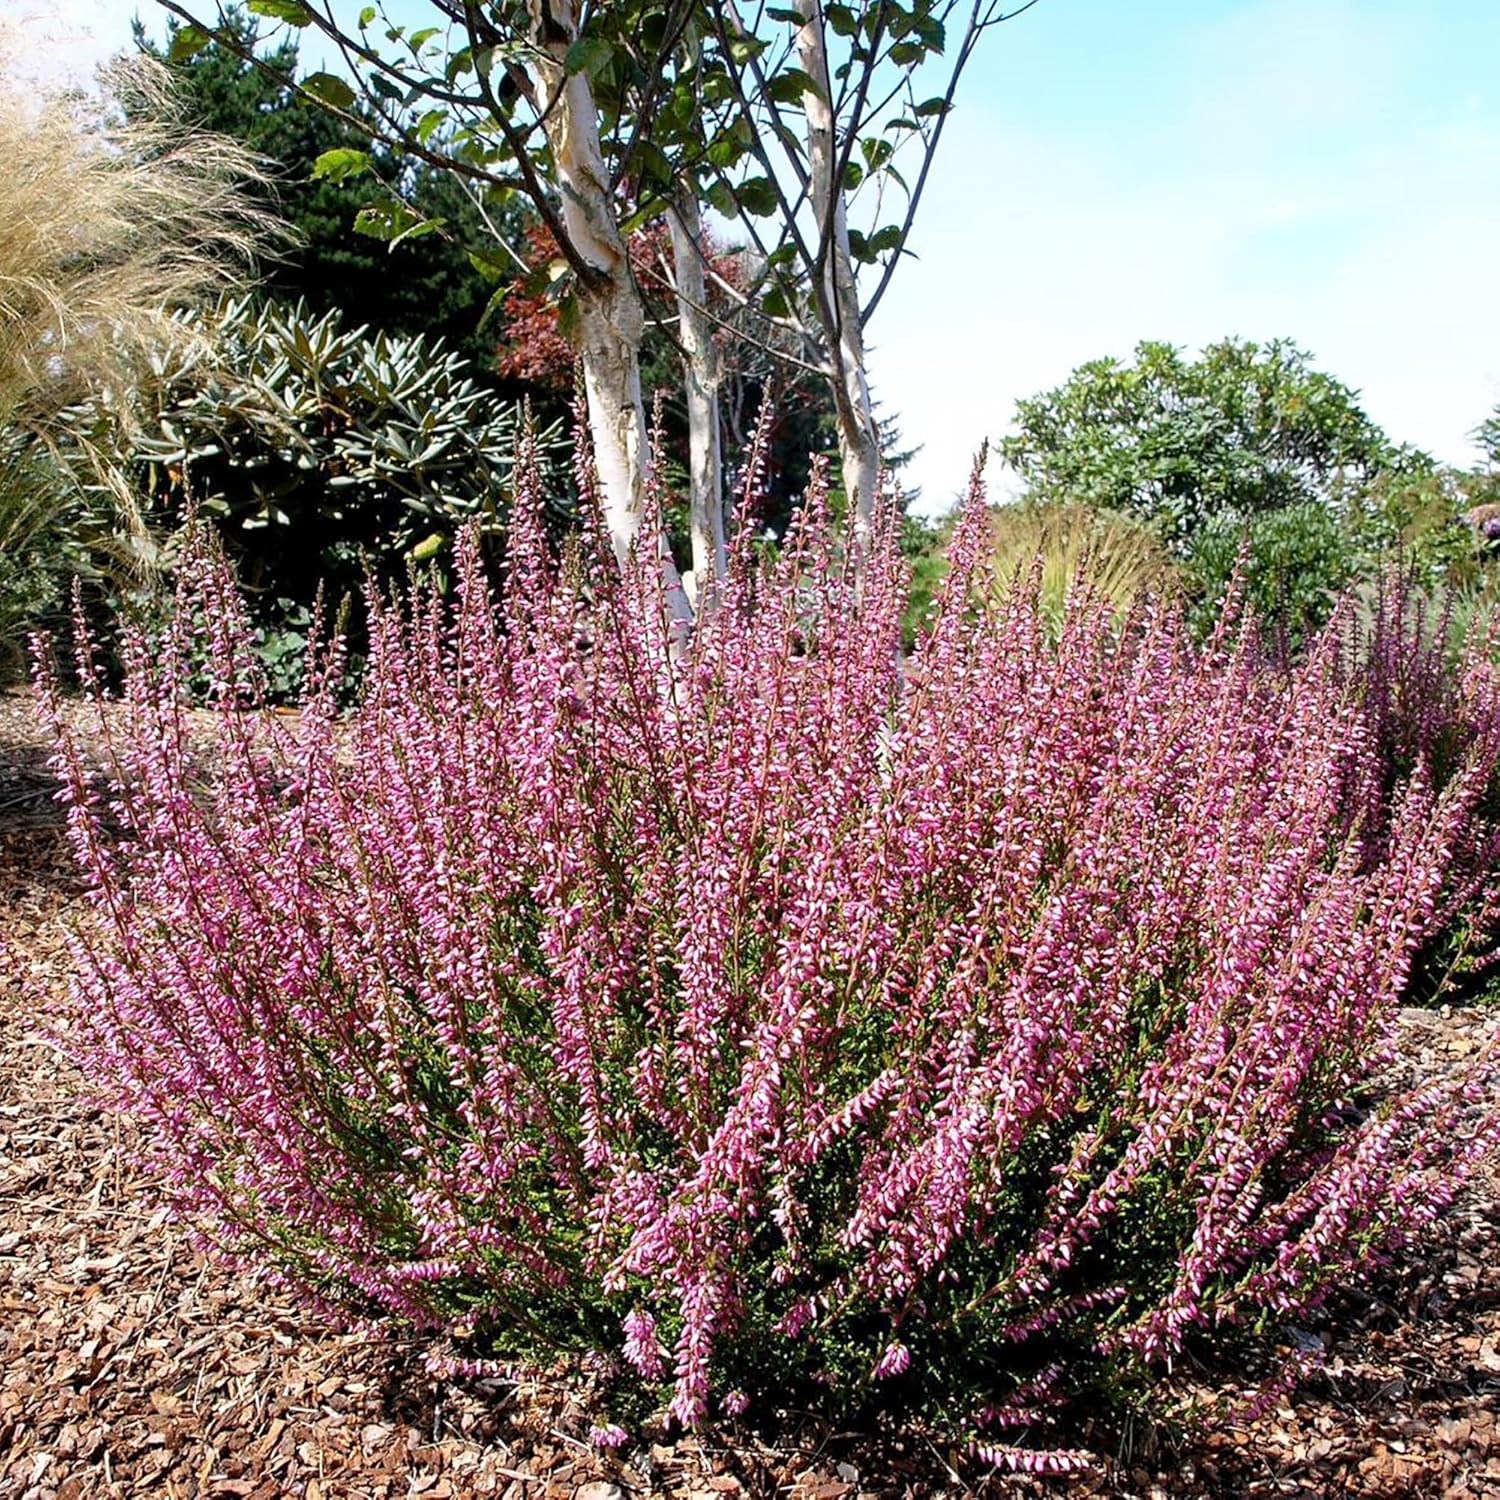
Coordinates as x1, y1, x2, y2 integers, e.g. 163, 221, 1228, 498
41, 448, 1500, 1468
1184, 500, 1361, 649
47, 295, 566, 696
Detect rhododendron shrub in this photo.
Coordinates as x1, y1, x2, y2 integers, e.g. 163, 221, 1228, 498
41, 448, 1500, 1467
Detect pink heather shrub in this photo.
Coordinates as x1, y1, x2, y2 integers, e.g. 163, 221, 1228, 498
40, 442, 1500, 1464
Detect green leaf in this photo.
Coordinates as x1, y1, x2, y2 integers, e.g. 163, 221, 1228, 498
915, 14, 947, 52
311, 147, 372, 182
705, 179, 738, 218
564, 36, 613, 78
616, 204, 654, 236
868, 224, 904, 255
167, 24, 212, 62
761, 283, 790, 319
736, 176, 779, 217
765, 67, 819, 107
633, 140, 673, 188
247, 0, 312, 24
409, 26, 441, 50
390, 217, 445, 248
914, 96, 950, 118
640, 11, 669, 50
826, 4, 858, 36
557, 291, 581, 343
353, 201, 423, 242
467, 246, 511, 283
359, 6, 377, 26
706, 133, 746, 170
415, 108, 447, 145
302, 72, 357, 110
369, 73, 407, 102
476, 284, 510, 331
408, 533, 445, 562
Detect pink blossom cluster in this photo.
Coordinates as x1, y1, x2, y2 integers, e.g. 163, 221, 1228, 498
40, 442, 1500, 1453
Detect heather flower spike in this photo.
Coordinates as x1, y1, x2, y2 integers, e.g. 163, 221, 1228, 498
42, 437, 1500, 1470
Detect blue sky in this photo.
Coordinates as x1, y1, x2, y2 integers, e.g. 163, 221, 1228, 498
21, 0, 1500, 513
875, 0, 1500, 508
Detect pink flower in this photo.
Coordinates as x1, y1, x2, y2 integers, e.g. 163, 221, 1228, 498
41, 448, 1500, 1462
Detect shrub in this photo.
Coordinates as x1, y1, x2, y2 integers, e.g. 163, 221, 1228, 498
1183, 501, 1361, 649
1346, 459, 1485, 590
998, 338, 1398, 548
42, 449, 1500, 1470
0, 46, 271, 673
0, 437, 73, 678
44, 295, 564, 698
1341, 578, 1500, 1005
57, 297, 563, 658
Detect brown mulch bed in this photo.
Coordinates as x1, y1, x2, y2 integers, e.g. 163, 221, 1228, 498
2, 687, 1500, 1498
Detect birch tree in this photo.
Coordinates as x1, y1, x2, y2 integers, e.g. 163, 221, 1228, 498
156, 0, 1037, 593
519, 0, 654, 566
691, 0, 1034, 536
793, 0, 878, 542
160, 0, 695, 618
666, 188, 728, 594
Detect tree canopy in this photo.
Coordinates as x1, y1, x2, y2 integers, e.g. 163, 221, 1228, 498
155, 0, 1030, 606
999, 338, 1408, 547
137, 6, 506, 361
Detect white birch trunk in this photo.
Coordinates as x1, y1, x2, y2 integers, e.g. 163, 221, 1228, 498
667, 191, 727, 600
794, 0, 881, 542
527, 0, 690, 623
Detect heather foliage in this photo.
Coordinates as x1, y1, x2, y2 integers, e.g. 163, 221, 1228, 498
42, 445, 1500, 1468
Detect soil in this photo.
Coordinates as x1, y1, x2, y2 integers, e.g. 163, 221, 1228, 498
2, 688, 1499, 1499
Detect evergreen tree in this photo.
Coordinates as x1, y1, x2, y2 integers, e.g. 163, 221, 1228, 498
134, 7, 510, 364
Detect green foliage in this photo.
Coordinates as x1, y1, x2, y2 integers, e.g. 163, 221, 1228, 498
1000, 339, 1399, 548
996, 339, 1500, 644
900, 510, 949, 646
0, 46, 271, 677
156, 0, 1012, 547
1345, 456, 1484, 589
135, 7, 511, 364
1183, 502, 1361, 649
53, 296, 561, 692
0, 439, 73, 679
1476, 404, 1500, 471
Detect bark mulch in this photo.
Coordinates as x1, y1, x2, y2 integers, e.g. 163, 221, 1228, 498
2, 687, 1499, 1498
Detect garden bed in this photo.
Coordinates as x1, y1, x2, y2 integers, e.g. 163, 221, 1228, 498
2, 687, 1498, 1499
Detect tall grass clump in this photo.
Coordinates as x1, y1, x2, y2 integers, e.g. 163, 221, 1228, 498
41, 442, 1500, 1470
0, 41, 272, 669
988, 501, 1175, 635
